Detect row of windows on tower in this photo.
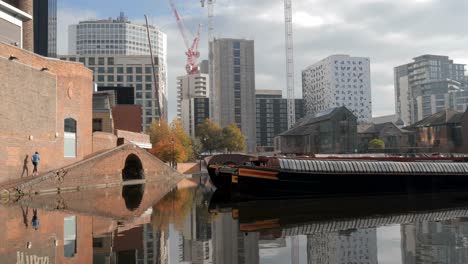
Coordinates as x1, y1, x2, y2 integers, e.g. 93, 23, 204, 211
95, 75, 154, 83
64, 57, 160, 66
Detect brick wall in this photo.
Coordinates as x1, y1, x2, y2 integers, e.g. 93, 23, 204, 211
115, 129, 150, 145
0, 42, 93, 184
92, 132, 117, 153
93, 111, 114, 133
112, 105, 142, 133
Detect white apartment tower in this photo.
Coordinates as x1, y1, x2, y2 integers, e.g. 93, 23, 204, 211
68, 12, 166, 59
302, 55, 372, 122
177, 72, 209, 137
210, 39, 256, 152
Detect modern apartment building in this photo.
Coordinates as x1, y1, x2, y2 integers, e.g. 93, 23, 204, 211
33, 0, 56, 57
395, 55, 468, 125
66, 13, 168, 128
210, 38, 256, 152
59, 55, 167, 129
302, 55, 372, 122
176, 72, 209, 137
255, 90, 305, 151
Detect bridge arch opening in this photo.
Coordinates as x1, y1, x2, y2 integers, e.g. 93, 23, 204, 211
122, 154, 144, 181
122, 184, 144, 211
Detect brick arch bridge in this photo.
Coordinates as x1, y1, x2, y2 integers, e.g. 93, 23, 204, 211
1, 144, 184, 198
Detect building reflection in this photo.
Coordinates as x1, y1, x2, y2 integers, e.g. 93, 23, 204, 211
307, 229, 377, 264
401, 219, 468, 264
6, 179, 468, 263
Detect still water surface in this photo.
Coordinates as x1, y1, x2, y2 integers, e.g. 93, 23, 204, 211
3, 175, 468, 263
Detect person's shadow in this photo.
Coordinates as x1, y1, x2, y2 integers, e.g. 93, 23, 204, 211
21, 155, 29, 178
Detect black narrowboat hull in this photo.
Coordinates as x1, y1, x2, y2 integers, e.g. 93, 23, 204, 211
211, 167, 468, 198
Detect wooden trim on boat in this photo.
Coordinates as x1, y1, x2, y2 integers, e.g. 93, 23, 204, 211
232, 209, 239, 218
240, 219, 280, 232
238, 168, 279, 180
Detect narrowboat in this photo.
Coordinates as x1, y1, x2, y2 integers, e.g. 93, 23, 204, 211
207, 154, 468, 198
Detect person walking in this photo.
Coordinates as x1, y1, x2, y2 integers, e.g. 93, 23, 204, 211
32, 209, 39, 230
31, 151, 40, 177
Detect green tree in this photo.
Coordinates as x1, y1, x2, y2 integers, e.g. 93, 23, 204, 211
222, 123, 246, 153
191, 137, 203, 157
368, 139, 385, 150
196, 119, 223, 153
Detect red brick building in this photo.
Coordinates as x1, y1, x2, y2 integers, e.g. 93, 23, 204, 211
406, 109, 468, 153
0, 42, 94, 183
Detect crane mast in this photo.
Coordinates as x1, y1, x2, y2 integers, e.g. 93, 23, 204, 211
284, 0, 296, 128
200, 0, 215, 41
169, 0, 201, 74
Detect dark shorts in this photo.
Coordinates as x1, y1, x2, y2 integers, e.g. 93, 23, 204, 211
32, 162, 38, 169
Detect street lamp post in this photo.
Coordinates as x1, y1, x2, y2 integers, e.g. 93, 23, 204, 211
171, 138, 175, 168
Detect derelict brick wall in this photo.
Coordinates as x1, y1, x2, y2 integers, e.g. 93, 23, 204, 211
461, 112, 468, 153
92, 132, 117, 153
0, 43, 93, 183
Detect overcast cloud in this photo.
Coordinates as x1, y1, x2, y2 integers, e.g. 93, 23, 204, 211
57, 0, 468, 121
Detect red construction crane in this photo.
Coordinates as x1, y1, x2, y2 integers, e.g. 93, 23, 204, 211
169, 0, 201, 74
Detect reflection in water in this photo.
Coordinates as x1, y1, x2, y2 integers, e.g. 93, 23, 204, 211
5, 176, 468, 263
401, 220, 468, 264
307, 229, 377, 264
122, 184, 144, 211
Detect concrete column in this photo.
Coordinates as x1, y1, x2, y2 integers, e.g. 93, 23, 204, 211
17, 0, 34, 52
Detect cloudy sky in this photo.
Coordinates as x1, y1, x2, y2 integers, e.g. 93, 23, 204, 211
57, 0, 468, 121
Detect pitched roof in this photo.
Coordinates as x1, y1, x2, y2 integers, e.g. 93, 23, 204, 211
358, 122, 414, 134
279, 124, 317, 136
280, 106, 354, 136
409, 110, 463, 128
294, 106, 352, 126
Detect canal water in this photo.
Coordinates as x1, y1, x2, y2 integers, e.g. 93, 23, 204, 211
3, 175, 468, 263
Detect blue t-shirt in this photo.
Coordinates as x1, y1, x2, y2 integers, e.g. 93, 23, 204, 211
32, 216, 39, 229
32, 154, 40, 163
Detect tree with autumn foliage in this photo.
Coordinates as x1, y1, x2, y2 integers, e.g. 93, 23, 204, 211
171, 120, 194, 160
222, 123, 246, 153
147, 119, 194, 163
